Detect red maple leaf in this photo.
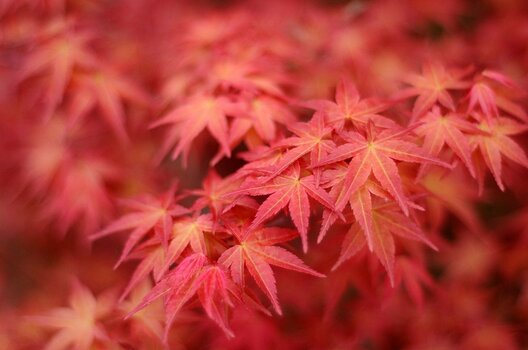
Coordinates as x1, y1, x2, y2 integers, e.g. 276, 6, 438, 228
262, 113, 335, 182
416, 106, 477, 178
218, 222, 324, 314
467, 70, 527, 122
399, 63, 471, 120
314, 124, 450, 216
151, 94, 232, 165
332, 200, 437, 286
228, 94, 295, 142
159, 214, 216, 276
91, 184, 188, 265
302, 77, 395, 131
471, 116, 528, 191
231, 162, 336, 252
118, 240, 166, 301
188, 170, 257, 222
126, 253, 239, 340
30, 280, 116, 350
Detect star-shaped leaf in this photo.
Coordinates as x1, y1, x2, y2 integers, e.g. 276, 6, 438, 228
151, 94, 232, 166
472, 117, 528, 191
231, 163, 336, 252
333, 201, 437, 286
91, 184, 188, 265
263, 113, 335, 182
315, 124, 450, 216
218, 223, 324, 314
399, 63, 471, 120
302, 77, 395, 131
416, 106, 477, 178
30, 280, 115, 350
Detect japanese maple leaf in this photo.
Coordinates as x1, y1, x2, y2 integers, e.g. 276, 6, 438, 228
117, 239, 166, 302
117, 215, 229, 304
343, 181, 394, 252
196, 264, 237, 337
471, 116, 528, 191
159, 214, 215, 276
69, 68, 151, 142
91, 184, 188, 265
231, 163, 336, 252
263, 112, 335, 182
314, 124, 450, 216
468, 70, 527, 122
30, 280, 115, 350
416, 106, 477, 178
332, 201, 437, 286
127, 253, 236, 340
228, 94, 295, 142
198, 53, 288, 97
318, 163, 419, 247
125, 253, 207, 340
236, 145, 285, 177
188, 170, 256, 222
399, 63, 470, 120
209, 118, 253, 166
467, 81, 500, 121
151, 94, 231, 166
316, 161, 387, 244
302, 77, 395, 131
316, 162, 353, 242
218, 223, 324, 314
19, 20, 99, 119
208, 99, 290, 166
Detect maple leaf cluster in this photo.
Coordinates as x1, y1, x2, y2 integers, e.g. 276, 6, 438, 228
1, 0, 528, 349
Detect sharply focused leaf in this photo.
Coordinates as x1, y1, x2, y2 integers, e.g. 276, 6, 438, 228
231, 163, 336, 251
218, 224, 324, 314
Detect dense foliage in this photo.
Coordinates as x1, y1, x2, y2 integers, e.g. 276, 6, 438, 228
1, 0, 528, 349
